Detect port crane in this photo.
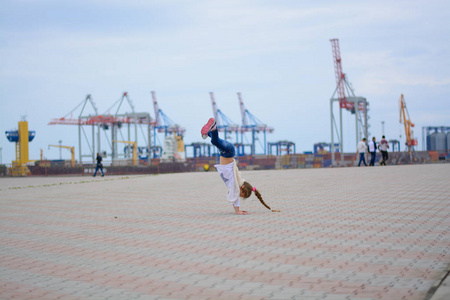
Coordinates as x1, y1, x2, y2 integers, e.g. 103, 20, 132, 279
399, 94, 418, 156
237, 92, 273, 155
151, 91, 185, 146
329, 38, 369, 166
49, 93, 153, 163
210, 92, 239, 142
48, 144, 75, 167
330, 39, 354, 112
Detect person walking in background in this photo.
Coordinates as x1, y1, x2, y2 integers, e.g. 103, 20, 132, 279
357, 138, 368, 167
93, 152, 104, 177
378, 135, 389, 166
368, 137, 377, 166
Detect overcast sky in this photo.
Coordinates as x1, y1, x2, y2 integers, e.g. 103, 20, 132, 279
1, 0, 449, 163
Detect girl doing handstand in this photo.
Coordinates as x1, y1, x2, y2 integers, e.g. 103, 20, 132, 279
201, 118, 278, 215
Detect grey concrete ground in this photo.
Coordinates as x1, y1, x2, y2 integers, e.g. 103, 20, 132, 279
0, 164, 449, 300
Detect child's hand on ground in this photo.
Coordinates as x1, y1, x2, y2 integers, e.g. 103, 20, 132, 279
234, 206, 248, 215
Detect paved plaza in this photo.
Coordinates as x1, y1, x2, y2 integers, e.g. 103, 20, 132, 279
0, 164, 449, 300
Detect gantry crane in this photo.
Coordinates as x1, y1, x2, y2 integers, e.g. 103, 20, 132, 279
210, 92, 239, 141
329, 38, 369, 166
237, 92, 273, 155
151, 91, 186, 147
48, 144, 75, 167
49, 93, 153, 163
113, 140, 137, 166
399, 94, 418, 156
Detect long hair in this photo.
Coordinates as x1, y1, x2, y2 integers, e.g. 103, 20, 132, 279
241, 181, 275, 211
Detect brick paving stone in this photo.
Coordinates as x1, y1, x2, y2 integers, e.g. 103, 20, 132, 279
1, 164, 450, 299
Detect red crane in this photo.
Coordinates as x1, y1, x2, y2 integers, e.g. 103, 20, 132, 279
48, 93, 154, 163
49, 93, 154, 126
329, 39, 370, 163
330, 38, 354, 111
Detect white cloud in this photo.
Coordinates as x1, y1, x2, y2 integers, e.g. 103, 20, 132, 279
344, 49, 450, 96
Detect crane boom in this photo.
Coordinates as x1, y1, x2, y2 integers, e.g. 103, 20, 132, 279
237, 92, 249, 126
151, 91, 160, 126
330, 39, 354, 111
48, 144, 75, 167
209, 92, 239, 140
235, 92, 273, 155
210, 92, 219, 123
49, 145, 73, 150
150, 91, 185, 138
399, 94, 417, 154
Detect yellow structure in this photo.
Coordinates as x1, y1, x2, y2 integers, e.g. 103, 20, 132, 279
113, 140, 138, 166
9, 121, 32, 176
48, 145, 76, 167
399, 94, 418, 155
175, 134, 186, 161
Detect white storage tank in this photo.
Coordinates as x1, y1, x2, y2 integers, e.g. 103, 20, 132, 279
447, 132, 450, 151
429, 132, 447, 151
